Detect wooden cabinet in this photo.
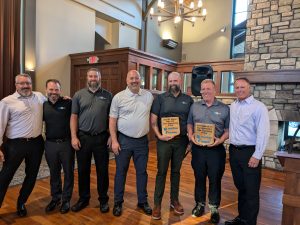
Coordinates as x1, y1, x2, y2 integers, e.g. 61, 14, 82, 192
276, 152, 300, 225
69, 48, 177, 96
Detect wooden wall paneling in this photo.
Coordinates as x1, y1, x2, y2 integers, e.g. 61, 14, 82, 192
157, 69, 163, 90
100, 62, 121, 95
214, 71, 222, 95
149, 66, 153, 90
70, 48, 243, 97
119, 60, 129, 92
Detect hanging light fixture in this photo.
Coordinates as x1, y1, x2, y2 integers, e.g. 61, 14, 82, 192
149, 0, 207, 27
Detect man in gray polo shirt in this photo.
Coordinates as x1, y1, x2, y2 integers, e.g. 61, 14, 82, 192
187, 79, 229, 224
109, 70, 153, 217
70, 68, 112, 213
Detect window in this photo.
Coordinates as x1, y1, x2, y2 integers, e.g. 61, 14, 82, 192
151, 68, 159, 90
183, 73, 192, 94
286, 122, 300, 138
231, 0, 249, 58
221, 71, 235, 93
162, 71, 169, 91
139, 65, 146, 89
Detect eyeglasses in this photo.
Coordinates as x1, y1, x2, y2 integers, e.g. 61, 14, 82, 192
16, 82, 32, 86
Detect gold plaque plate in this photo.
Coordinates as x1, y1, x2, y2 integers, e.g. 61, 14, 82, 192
194, 123, 215, 145
161, 117, 180, 136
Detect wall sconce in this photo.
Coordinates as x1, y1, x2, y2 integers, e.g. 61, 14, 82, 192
220, 26, 226, 33
162, 39, 178, 49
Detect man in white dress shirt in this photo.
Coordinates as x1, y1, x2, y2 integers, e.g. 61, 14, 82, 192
0, 74, 45, 217
109, 70, 153, 217
225, 77, 270, 225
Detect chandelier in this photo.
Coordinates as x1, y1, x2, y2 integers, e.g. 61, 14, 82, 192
149, 0, 207, 26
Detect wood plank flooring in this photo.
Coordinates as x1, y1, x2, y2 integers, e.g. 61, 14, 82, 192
0, 142, 285, 225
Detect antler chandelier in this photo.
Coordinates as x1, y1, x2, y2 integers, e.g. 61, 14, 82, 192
149, 0, 207, 26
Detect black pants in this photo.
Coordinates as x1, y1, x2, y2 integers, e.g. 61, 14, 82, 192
229, 144, 261, 225
0, 136, 44, 207
154, 136, 188, 205
76, 132, 109, 204
191, 144, 226, 207
45, 140, 74, 202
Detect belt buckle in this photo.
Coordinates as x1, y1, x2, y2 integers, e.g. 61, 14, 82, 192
56, 139, 64, 143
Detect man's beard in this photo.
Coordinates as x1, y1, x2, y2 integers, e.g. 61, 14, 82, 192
87, 81, 100, 90
18, 88, 32, 97
47, 93, 60, 102
168, 84, 180, 94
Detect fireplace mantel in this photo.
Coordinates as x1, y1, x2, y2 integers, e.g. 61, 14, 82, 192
235, 69, 300, 83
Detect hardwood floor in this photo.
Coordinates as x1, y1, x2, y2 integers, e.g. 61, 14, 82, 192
0, 142, 285, 225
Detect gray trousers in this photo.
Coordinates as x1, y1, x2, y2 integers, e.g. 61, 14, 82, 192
45, 140, 74, 202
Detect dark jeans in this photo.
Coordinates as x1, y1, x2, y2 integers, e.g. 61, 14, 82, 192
154, 136, 188, 206
191, 144, 226, 207
0, 136, 44, 207
76, 132, 109, 204
229, 144, 261, 225
114, 133, 149, 204
45, 140, 74, 202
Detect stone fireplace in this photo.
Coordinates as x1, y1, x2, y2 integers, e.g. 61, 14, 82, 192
235, 0, 300, 169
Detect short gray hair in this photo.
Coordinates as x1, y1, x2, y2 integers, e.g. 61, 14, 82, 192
15, 74, 32, 83
201, 79, 215, 87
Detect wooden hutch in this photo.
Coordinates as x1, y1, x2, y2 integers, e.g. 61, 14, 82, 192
69, 47, 244, 96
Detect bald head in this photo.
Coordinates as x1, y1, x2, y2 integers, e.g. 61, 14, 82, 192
168, 72, 181, 95
126, 70, 141, 94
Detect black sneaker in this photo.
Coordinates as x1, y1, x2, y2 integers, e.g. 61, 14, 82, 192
210, 211, 220, 223
100, 202, 109, 213
191, 202, 205, 217
113, 202, 122, 217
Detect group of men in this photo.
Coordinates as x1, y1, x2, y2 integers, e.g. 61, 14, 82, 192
0, 67, 269, 225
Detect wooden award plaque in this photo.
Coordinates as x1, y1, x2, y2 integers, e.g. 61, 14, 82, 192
194, 123, 215, 145
161, 117, 180, 136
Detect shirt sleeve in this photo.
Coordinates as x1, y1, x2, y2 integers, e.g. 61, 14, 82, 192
0, 101, 9, 146
187, 104, 194, 125
71, 93, 80, 115
224, 105, 230, 129
150, 94, 161, 115
109, 94, 119, 118
252, 103, 270, 160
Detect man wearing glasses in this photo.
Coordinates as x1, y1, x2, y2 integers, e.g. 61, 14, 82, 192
0, 74, 46, 217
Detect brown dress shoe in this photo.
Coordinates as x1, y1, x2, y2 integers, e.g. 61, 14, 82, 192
170, 200, 184, 215
152, 205, 161, 220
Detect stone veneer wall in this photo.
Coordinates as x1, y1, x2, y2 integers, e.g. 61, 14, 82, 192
243, 0, 300, 169
245, 0, 300, 71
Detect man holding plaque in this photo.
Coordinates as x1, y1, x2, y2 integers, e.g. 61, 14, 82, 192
225, 78, 269, 225
151, 72, 193, 220
109, 70, 153, 217
187, 79, 229, 224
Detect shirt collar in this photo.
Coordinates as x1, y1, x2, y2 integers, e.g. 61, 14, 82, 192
236, 95, 254, 104
48, 96, 63, 105
200, 98, 219, 106
125, 87, 142, 96
87, 87, 103, 94
13, 91, 34, 99
165, 90, 182, 98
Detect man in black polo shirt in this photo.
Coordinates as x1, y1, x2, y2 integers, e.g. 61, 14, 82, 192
43, 79, 74, 214
151, 72, 193, 220
70, 68, 112, 213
